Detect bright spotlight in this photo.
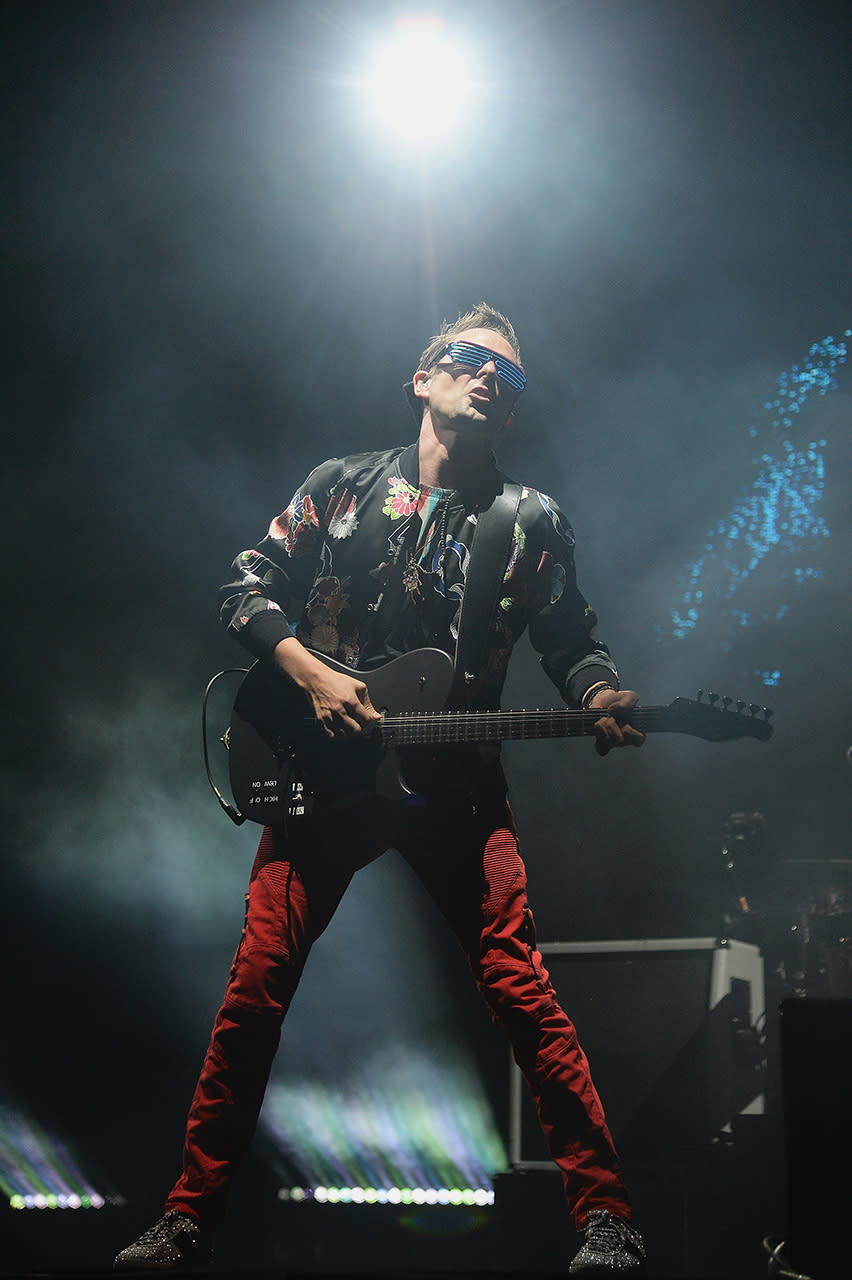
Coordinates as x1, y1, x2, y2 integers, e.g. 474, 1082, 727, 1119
362, 16, 474, 140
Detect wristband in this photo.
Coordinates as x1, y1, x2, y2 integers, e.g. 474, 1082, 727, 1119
581, 681, 616, 710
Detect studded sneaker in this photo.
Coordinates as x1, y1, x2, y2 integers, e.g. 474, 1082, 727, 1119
568, 1209, 646, 1274
113, 1209, 213, 1271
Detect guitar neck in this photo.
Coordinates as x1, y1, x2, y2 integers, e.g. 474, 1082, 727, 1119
380, 706, 663, 746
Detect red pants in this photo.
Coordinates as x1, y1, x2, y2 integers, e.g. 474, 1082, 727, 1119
165, 790, 630, 1228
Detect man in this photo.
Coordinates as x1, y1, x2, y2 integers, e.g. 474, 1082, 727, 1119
115, 304, 647, 1274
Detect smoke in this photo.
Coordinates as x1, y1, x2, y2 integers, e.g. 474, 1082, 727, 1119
4, 0, 852, 1207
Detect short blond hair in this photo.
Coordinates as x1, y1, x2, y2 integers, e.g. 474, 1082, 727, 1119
413, 302, 522, 377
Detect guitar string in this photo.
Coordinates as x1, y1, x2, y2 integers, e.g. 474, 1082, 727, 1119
298, 706, 766, 743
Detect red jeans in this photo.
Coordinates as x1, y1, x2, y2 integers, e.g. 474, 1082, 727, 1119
165, 790, 630, 1228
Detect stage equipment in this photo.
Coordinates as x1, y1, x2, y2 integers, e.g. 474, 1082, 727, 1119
508, 937, 765, 1168
719, 809, 769, 925
781, 997, 852, 1279
782, 858, 852, 998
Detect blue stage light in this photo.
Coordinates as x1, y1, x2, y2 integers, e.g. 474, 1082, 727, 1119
660, 330, 850, 681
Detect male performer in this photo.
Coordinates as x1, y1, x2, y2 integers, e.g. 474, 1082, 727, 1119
115, 304, 647, 1274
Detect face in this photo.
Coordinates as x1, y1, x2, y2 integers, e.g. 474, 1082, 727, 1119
413, 327, 521, 438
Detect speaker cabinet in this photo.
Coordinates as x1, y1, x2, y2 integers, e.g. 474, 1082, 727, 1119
781, 997, 852, 1279
509, 937, 765, 1167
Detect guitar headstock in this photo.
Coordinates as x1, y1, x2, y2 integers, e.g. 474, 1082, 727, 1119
664, 691, 774, 742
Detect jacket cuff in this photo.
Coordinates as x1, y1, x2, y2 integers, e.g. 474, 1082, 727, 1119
239, 610, 296, 661
568, 666, 619, 708
541, 650, 620, 708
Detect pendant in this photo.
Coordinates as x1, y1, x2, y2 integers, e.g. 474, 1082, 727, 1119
402, 554, 423, 600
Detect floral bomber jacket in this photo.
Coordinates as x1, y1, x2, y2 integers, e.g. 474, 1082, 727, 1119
219, 442, 619, 711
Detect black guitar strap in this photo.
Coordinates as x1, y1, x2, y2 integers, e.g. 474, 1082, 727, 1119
451, 480, 522, 703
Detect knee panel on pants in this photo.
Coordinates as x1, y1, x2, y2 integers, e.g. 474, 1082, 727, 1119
225, 939, 301, 1018
477, 956, 566, 1066
224, 865, 305, 1018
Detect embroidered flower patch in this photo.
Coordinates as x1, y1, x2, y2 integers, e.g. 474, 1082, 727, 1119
383, 475, 420, 519
329, 510, 358, 539
327, 491, 358, 540
269, 491, 319, 555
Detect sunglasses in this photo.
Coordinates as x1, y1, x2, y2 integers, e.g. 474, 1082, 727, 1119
432, 341, 526, 393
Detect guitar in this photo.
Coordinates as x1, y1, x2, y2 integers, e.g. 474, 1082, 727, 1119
223, 647, 773, 824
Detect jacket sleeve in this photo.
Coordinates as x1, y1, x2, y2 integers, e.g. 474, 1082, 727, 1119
218, 456, 345, 661
523, 489, 621, 707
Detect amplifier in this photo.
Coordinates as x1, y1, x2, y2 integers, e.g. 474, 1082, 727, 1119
509, 936, 765, 1167
781, 997, 852, 1279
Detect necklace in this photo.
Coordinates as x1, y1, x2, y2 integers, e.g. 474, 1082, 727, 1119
402, 496, 450, 601
401, 555, 423, 600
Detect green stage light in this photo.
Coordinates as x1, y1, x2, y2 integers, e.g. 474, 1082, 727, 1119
277, 1182, 495, 1207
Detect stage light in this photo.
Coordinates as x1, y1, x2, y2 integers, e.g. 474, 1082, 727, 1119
361, 15, 475, 141
260, 1044, 507, 1206
0, 1105, 112, 1210
277, 1182, 495, 1207
661, 328, 851, 678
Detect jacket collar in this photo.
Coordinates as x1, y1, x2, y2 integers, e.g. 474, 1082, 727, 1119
397, 439, 506, 512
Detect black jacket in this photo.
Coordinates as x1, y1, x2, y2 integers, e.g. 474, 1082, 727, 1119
219, 442, 619, 710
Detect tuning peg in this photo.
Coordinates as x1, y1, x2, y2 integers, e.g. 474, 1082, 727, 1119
722, 696, 732, 711
762, 707, 774, 721
749, 703, 760, 717
696, 689, 704, 702
707, 692, 719, 706
736, 698, 746, 714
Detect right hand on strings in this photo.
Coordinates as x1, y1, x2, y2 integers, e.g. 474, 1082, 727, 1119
273, 637, 382, 739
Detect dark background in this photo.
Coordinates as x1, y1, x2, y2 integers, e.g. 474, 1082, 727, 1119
2, 1, 851, 1272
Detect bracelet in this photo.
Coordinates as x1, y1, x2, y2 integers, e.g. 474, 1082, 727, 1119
581, 681, 616, 709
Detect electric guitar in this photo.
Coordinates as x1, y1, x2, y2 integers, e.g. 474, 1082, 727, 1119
223, 647, 773, 824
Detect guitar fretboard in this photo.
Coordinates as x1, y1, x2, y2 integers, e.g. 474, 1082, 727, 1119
379, 706, 660, 745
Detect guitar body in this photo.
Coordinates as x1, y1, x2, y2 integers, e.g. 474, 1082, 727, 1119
227, 648, 456, 822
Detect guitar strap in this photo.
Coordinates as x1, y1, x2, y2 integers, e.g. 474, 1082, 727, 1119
451, 480, 522, 703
